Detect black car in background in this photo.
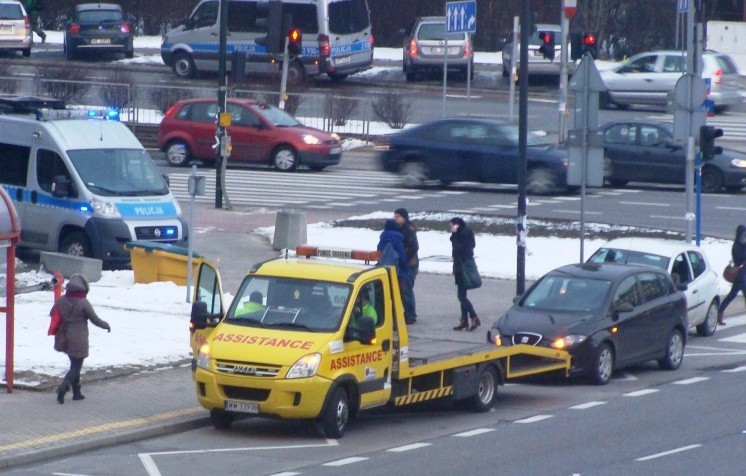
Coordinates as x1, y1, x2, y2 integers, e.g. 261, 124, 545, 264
601, 120, 746, 193
62, 3, 133, 60
378, 118, 571, 195
487, 262, 687, 385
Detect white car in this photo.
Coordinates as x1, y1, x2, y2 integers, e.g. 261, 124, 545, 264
0, 0, 32, 57
588, 237, 721, 337
598, 50, 744, 112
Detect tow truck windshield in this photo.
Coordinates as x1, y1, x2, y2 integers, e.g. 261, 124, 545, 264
228, 276, 351, 332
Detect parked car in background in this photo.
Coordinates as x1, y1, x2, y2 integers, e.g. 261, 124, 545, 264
599, 50, 743, 112
378, 118, 571, 194
401, 16, 474, 81
600, 120, 746, 193
62, 2, 133, 60
501, 23, 575, 79
588, 238, 721, 337
158, 98, 342, 171
0, 0, 31, 57
487, 262, 687, 385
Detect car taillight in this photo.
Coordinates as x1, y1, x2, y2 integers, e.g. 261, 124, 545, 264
164, 104, 177, 117
318, 34, 330, 58
713, 68, 723, 85
464, 39, 472, 57
69, 23, 81, 34
408, 39, 419, 57
24, 15, 30, 29
369, 35, 374, 47
120, 23, 131, 34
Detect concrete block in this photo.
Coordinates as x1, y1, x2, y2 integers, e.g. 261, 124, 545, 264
40, 252, 102, 283
272, 209, 307, 251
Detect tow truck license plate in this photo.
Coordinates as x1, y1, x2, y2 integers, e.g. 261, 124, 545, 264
225, 400, 259, 413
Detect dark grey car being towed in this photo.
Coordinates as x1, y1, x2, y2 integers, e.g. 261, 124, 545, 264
487, 263, 687, 385
62, 3, 133, 60
602, 120, 746, 193
378, 118, 571, 195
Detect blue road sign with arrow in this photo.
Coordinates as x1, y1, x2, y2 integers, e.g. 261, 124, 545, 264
446, 1, 476, 34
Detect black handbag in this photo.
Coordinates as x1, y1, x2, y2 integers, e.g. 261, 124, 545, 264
461, 257, 482, 290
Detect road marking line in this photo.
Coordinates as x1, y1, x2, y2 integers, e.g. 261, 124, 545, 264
623, 389, 659, 397
722, 366, 746, 373
716, 206, 746, 211
570, 401, 607, 410
515, 415, 553, 423
673, 377, 709, 385
551, 209, 603, 215
387, 443, 432, 452
619, 201, 670, 207
650, 215, 686, 220
268, 473, 301, 476
636, 444, 701, 461
720, 333, 746, 343
453, 428, 495, 437
324, 457, 369, 466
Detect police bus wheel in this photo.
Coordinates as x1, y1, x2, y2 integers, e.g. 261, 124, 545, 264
60, 232, 92, 258
466, 365, 497, 412
321, 387, 349, 439
210, 409, 234, 430
173, 51, 196, 78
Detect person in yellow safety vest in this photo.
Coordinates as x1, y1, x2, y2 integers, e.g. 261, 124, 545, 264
350, 293, 377, 329
235, 291, 266, 316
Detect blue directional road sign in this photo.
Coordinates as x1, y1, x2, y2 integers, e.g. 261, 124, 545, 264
446, 1, 476, 34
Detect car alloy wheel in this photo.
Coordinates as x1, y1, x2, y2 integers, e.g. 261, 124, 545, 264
591, 343, 614, 385
527, 167, 558, 195
399, 161, 429, 187
697, 301, 719, 337
659, 329, 684, 370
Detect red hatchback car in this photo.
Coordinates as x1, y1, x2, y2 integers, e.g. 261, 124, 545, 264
157, 98, 342, 171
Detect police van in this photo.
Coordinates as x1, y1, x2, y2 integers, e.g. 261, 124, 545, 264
0, 96, 188, 267
160, 0, 374, 84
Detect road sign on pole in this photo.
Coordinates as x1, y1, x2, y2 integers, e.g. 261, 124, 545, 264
563, 0, 577, 18
446, 1, 476, 34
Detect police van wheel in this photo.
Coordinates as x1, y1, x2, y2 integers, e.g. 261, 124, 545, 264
60, 232, 92, 258
210, 409, 234, 430
272, 146, 298, 171
321, 387, 349, 439
466, 365, 497, 413
173, 51, 196, 78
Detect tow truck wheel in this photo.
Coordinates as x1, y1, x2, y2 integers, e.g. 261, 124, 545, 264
321, 387, 349, 438
467, 365, 497, 412
210, 409, 234, 430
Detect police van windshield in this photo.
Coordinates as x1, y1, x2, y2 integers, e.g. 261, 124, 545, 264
68, 149, 170, 196
328, 0, 370, 34
228, 276, 351, 332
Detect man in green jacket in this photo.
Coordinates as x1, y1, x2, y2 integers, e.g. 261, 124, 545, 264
23, 0, 46, 43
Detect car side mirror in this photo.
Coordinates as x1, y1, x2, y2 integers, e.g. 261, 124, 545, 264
612, 301, 634, 320
190, 301, 219, 329
512, 294, 523, 304
676, 283, 688, 292
60, 14, 68, 23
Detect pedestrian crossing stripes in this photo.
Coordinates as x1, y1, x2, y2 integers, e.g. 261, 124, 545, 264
648, 113, 746, 140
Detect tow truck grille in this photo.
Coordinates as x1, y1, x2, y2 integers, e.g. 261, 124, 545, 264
223, 386, 270, 401
215, 360, 280, 377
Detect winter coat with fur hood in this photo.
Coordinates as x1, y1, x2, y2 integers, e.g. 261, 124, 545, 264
51, 274, 110, 359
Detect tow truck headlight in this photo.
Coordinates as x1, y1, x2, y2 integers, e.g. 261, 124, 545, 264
551, 334, 587, 350
302, 134, 321, 145
89, 196, 121, 218
196, 344, 210, 370
287, 353, 321, 379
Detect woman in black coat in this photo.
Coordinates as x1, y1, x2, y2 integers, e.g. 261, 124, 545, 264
718, 224, 746, 325
450, 217, 480, 331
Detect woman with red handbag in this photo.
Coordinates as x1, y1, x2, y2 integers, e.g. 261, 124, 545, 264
718, 224, 746, 326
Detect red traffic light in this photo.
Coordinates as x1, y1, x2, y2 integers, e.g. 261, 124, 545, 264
582, 33, 596, 46
539, 32, 553, 44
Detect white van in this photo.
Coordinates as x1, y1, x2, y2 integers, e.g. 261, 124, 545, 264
160, 0, 374, 83
0, 99, 188, 268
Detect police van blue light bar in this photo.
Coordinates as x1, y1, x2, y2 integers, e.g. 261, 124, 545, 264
36, 108, 121, 121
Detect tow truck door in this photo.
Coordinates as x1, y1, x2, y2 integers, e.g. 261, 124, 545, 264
190, 261, 224, 359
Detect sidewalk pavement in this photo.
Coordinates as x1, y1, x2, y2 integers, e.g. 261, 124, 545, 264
0, 204, 505, 470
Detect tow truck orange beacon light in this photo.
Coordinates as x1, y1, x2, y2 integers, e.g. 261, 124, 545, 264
295, 246, 380, 263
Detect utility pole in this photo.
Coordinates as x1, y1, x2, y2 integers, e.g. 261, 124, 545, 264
516, 0, 530, 296
215, 0, 228, 209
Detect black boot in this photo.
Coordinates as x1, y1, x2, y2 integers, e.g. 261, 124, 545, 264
453, 318, 468, 331
72, 385, 85, 401
56, 382, 70, 404
468, 316, 481, 331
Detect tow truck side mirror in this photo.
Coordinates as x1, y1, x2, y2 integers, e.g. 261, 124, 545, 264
190, 301, 220, 329
344, 316, 376, 345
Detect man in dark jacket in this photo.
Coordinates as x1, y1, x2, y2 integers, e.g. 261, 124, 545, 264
394, 208, 419, 324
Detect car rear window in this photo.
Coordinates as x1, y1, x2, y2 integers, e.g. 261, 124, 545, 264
714, 55, 738, 74
589, 248, 670, 270
417, 23, 465, 42
0, 3, 23, 19
78, 9, 123, 24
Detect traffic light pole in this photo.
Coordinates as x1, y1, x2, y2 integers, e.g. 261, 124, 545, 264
516, 0, 530, 296
279, 36, 290, 109
558, 11, 569, 144
215, 0, 228, 209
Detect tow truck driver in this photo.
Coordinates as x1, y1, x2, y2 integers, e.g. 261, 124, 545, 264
350, 292, 377, 330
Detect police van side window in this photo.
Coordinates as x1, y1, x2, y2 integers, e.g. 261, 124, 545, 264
329, 0, 370, 34
190, 0, 218, 29
0, 143, 30, 186
283, 4, 319, 34
227, 0, 260, 33
36, 150, 77, 197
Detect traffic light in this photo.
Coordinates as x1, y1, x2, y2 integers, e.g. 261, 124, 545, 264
287, 27, 302, 57
700, 125, 724, 161
538, 31, 555, 60
582, 33, 598, 59
569, 32, 582, 60
255, 0, 283, 55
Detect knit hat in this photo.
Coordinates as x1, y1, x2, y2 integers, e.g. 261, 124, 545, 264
394, 208, 409, 220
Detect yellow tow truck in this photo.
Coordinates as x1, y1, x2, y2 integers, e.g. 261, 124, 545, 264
189, 245, 570, 438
